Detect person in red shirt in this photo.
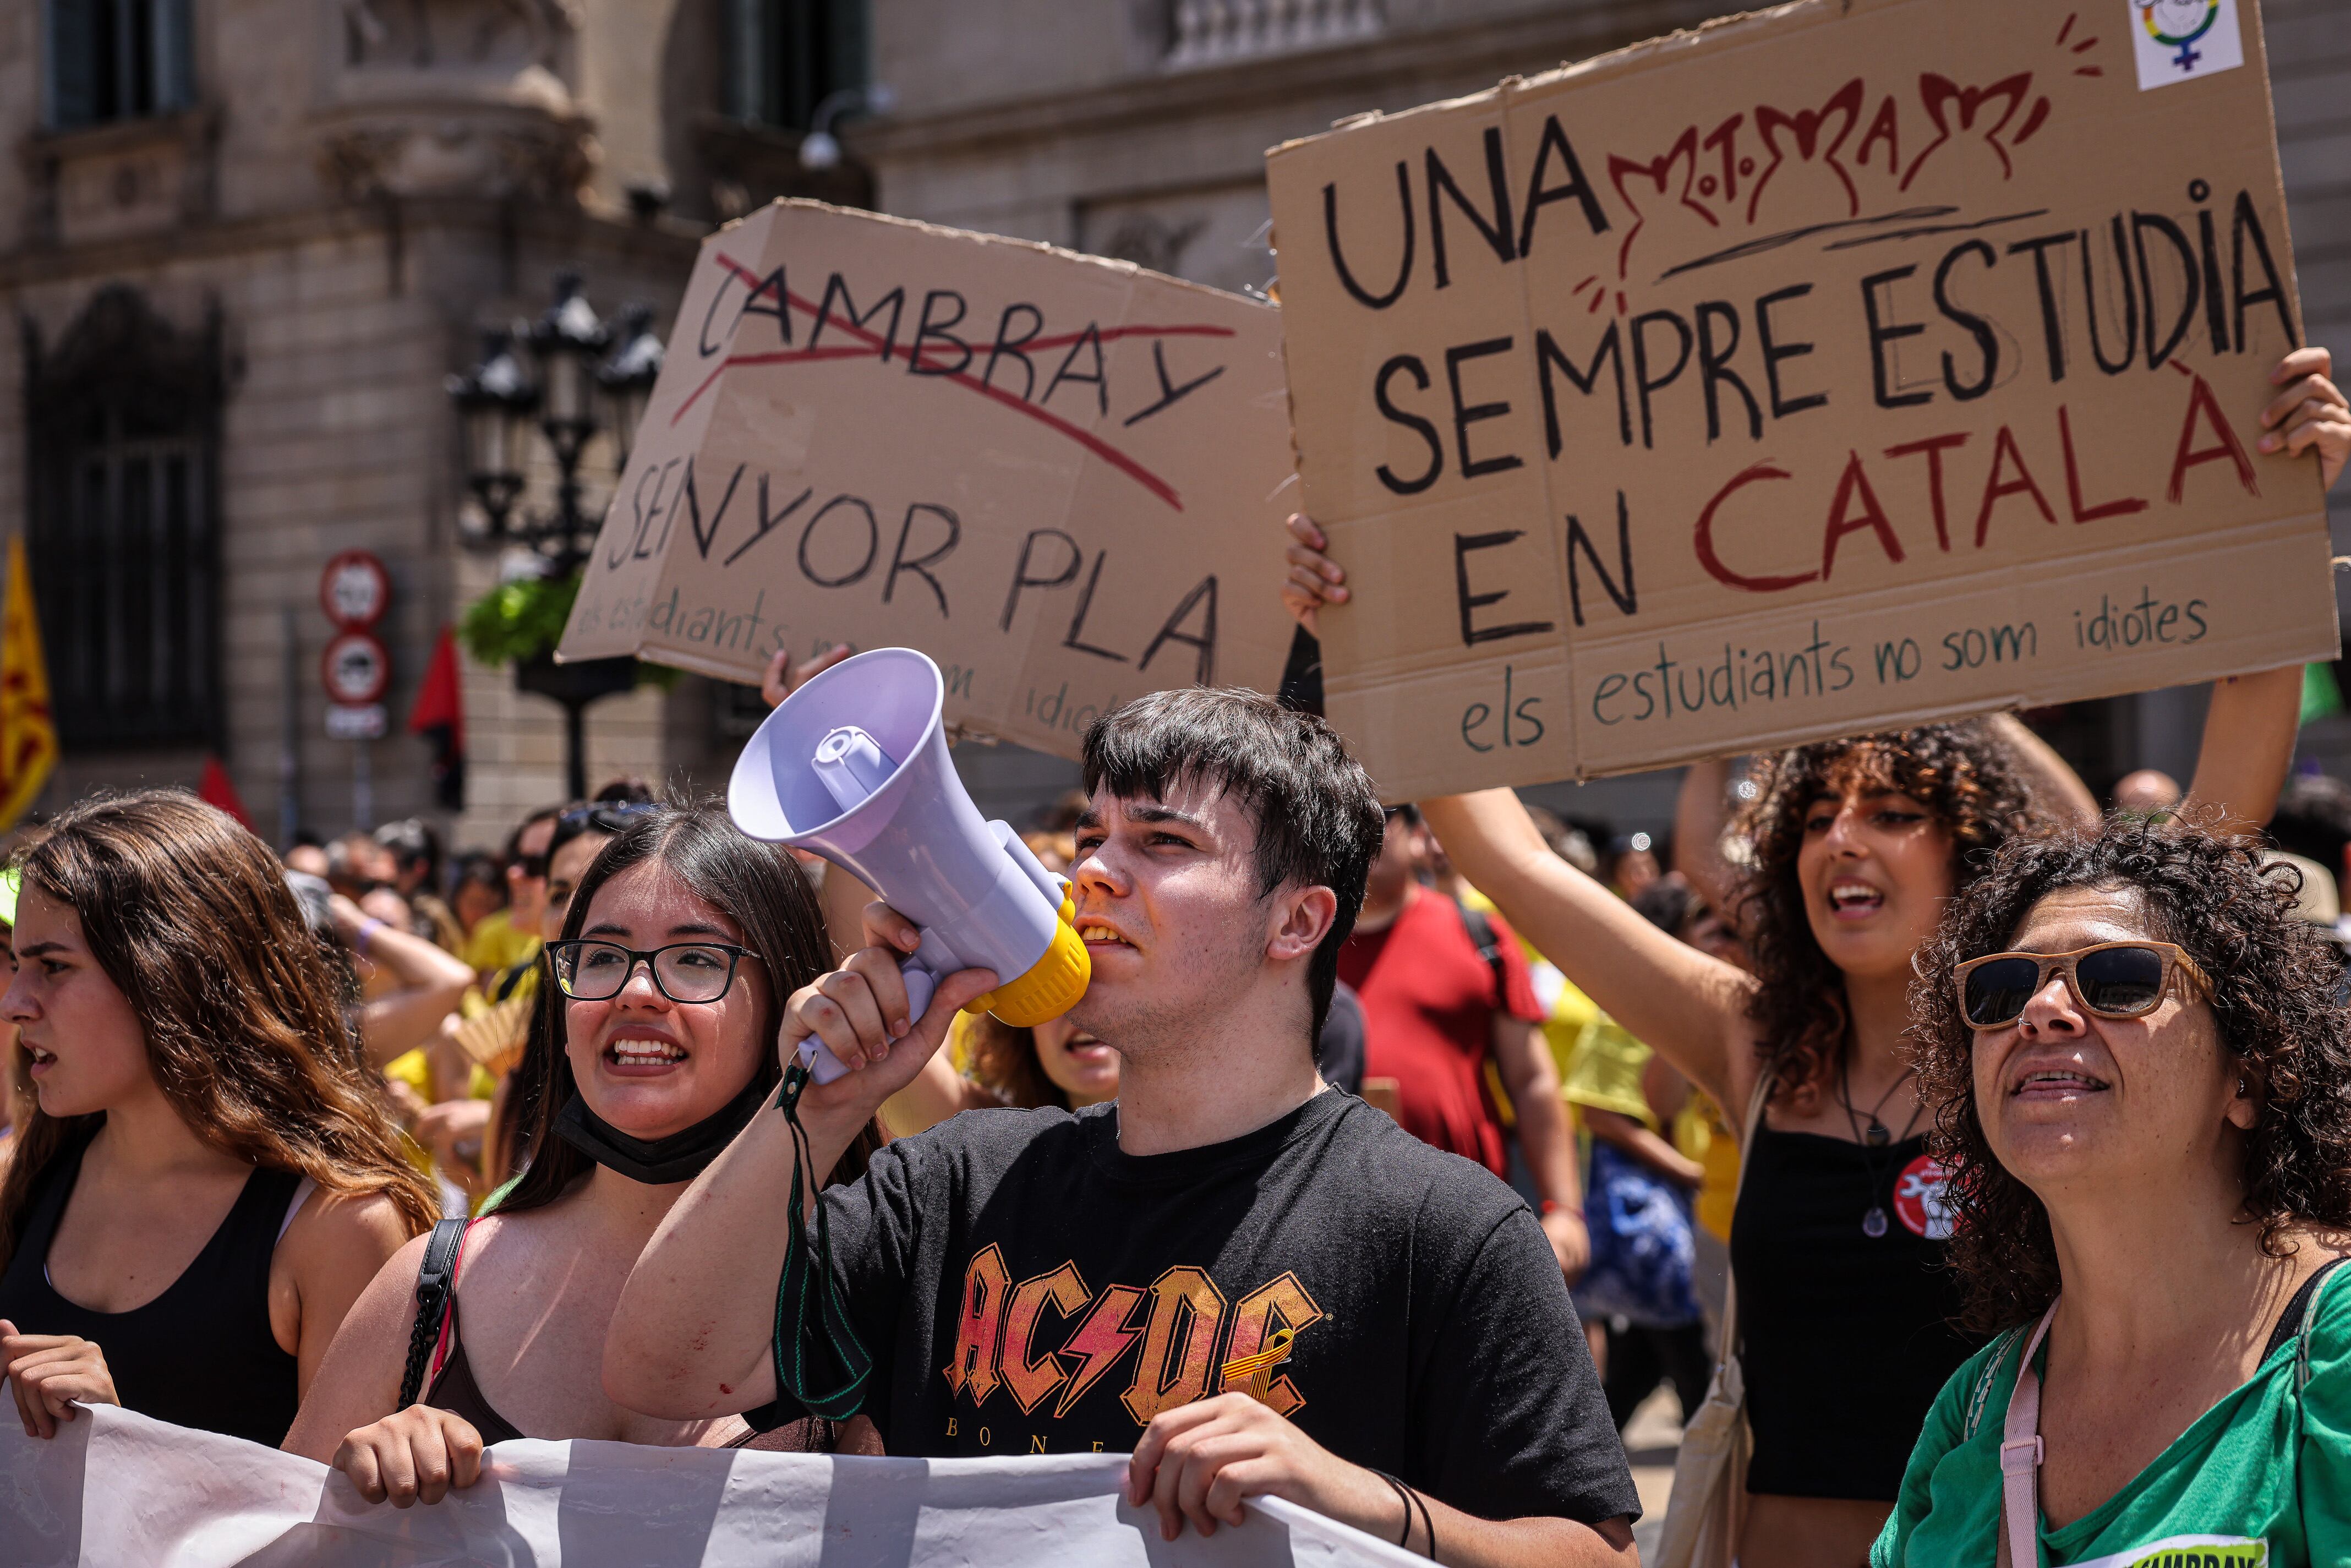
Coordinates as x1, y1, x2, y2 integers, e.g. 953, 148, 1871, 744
1341, 804, 1588, 1282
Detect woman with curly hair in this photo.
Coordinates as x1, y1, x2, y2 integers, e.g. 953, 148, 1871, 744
1877, 821, 2351, 1566
0, 791, 437, 1447
1278, 349, 2346, 1566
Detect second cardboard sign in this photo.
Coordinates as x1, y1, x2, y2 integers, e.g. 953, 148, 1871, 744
1267, 0, 2335, 799
560, 201, 1298, 757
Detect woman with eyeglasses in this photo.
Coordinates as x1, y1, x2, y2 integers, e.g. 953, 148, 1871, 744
1874, 820, 2351, 1566
285, 804, 888, 1501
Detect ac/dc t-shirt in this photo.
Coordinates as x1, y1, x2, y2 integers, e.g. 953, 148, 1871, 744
785, 1088, 1638, 1526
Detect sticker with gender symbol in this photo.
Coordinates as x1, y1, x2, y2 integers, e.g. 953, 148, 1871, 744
2129, 0, 2245, 91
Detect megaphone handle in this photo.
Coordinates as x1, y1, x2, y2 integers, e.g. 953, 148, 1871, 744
793, 953, 942, 1086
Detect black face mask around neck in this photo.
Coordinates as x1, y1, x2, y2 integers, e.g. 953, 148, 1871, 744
553, 1071, 769, 1184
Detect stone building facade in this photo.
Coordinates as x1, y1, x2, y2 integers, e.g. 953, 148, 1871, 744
0, 0, 873, 851
3, 0, 2346, 854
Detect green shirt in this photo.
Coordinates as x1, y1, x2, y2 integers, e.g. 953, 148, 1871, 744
1873, 1270, 2351, 1568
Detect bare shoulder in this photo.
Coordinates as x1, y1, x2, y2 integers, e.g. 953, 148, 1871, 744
283, 1186, 419, 1272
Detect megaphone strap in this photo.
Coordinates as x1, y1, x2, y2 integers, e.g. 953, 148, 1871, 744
771, 1063, 875, 1422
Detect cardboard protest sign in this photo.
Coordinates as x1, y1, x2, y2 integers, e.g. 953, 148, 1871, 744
1266, 0, 2334, 798
560, 201, 1297, 755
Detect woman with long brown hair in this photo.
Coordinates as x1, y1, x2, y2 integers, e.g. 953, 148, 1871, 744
1279, 349, 2344, 1565
0, 791, 436, 1447
287, 803, 887, 1504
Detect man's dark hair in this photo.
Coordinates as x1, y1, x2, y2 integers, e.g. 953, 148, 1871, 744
1081, 688, 1384, 1039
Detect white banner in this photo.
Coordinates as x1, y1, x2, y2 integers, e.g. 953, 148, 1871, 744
0, 1402, 1418, 1567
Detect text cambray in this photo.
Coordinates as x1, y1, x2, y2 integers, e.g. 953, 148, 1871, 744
559, 200, 1297, 756
1265, 0, 2334, 797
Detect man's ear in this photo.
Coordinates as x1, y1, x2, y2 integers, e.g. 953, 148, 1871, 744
1267, 884, 1338, 964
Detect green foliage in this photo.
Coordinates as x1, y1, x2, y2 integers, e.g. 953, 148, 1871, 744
458, 572, 579, 668
457, 571, 678, 689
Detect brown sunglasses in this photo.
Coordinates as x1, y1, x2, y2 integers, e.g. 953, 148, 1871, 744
1953, 941, 2211, 1030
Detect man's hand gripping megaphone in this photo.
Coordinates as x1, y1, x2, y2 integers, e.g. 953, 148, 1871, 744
773, 901, 998, 1105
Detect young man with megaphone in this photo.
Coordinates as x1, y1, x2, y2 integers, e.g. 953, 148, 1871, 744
606, 687, 1637, 1565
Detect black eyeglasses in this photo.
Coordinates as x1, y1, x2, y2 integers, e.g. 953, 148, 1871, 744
546, 939, 755, 1004
1954, 941, 2210, 1030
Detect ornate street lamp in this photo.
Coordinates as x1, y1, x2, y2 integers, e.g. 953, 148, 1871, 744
530, 272, 609, 473
797, 82, 898, 171
597, 302, 664, 469
450, 274, 665, 799
446, 328, 536, 537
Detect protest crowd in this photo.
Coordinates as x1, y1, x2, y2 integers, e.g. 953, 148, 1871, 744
0, 343, 2342, 1568
6, 9, 2351, 1567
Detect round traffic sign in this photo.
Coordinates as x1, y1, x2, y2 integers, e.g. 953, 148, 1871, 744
321, 631, 391, 706
320, 550, 391, 630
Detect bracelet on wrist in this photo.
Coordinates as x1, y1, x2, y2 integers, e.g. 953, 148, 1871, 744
356, 916, 386, 957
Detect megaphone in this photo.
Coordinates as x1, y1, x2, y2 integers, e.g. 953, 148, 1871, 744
729, 648, 1090, 1084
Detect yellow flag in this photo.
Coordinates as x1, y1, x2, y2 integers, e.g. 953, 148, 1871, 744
0, 536, 58, 832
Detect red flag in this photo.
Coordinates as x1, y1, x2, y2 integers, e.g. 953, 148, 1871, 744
408, 625, 466, 811
198, 756, 253, 829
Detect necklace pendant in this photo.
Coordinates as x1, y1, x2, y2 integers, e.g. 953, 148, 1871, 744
1866, 1121, 1890, 1148
1863, 1206, 1889, 1238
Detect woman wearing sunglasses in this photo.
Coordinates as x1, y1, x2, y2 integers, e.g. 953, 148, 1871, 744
1877, 821, 2351, 1566
286, 804, 888, 1501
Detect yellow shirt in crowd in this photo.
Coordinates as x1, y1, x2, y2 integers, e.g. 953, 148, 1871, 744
461, 909, 540, 977
1462, 884, 1740, 1241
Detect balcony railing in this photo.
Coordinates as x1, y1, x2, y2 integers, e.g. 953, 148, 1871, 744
1166, 0, 1385, 69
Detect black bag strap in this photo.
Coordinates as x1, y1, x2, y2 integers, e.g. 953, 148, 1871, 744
398, 1217, 470, 1409
769, 1062, 874, 1422
1453, 899, 1510, 1000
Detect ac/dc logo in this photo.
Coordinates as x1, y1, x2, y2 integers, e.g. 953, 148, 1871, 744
939, 1248, 1324, 1428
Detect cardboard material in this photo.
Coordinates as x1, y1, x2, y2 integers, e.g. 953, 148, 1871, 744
1266, 0, 2333, 799
560, 201, 1298, 755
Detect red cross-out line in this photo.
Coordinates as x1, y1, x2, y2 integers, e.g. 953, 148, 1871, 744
669, 254, 1238, 512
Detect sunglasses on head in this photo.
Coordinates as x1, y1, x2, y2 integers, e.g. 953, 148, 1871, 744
1954, 941, 2211, 1030
560, 801, 661, 835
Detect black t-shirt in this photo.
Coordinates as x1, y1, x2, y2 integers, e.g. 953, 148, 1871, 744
1315, 982, 1366, 1095
784, 1088, 1638, 1526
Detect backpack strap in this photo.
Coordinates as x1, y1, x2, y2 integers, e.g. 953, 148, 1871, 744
398, 1216, 471, 1410
1453, 899, 1510, 1000
1964, 1324, 2032, 1443
2298, 1256, 2351, 1392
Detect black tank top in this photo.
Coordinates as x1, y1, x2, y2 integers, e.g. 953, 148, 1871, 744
0, 1127, 303, 1446
1729, 1121, 1980, 1500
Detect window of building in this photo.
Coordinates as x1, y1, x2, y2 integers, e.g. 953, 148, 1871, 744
723, 0, 866, 132
24, 287, 223, 751
42, 0, 195, 130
